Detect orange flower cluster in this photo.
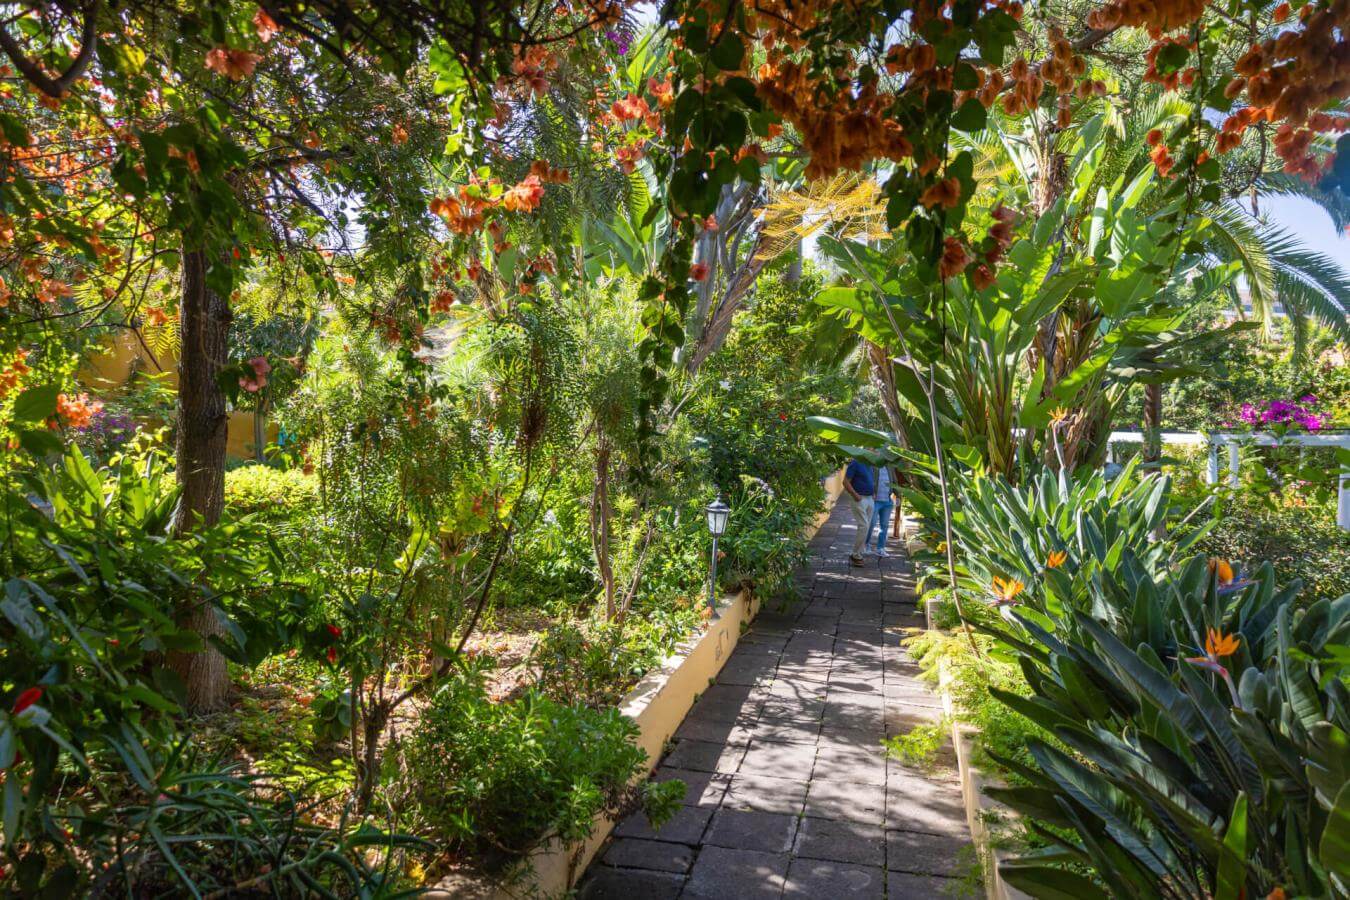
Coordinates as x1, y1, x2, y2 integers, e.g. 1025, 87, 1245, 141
1041, 27, 1090, 117
965, 203, 1019, 289
1143, 36, 1196, 92
430, 183, 495, 234
1001, 57, 1045, 117
758, 60, 912, 179
612, 92, 653, 123
1086, 0, 1207, 33
1219, 5, 1350, 180
614, 143, 645, 172
508, 45, 559, 96
920, 177, 962, 210
529, 160, 571, 184
938, 236, 970, 278
501, 174, 545, 213
204, 47, 262, 81
253, 9, 281, 42
0, 348, 30, 398
55, 392, 102, 429
647, 77, 675, 109
1147, 127, 1177, 178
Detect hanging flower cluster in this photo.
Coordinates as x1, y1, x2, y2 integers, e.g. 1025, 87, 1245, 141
54, 392, 103, 429
239, 357, 271, 394
1221, 4, 1350, 179
0, 348, 30, 399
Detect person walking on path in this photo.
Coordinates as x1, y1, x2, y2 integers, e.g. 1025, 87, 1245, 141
867, 462, 896, 557
844, 457, 875, 566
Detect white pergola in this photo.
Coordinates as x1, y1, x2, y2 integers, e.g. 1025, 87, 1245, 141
1104, 430, 1350, 531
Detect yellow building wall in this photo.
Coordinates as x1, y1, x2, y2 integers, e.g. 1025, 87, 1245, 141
79, 332, 276, 460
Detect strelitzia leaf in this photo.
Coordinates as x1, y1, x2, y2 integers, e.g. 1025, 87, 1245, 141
999, 864, 1102, 899
1215, 792, 1248, 900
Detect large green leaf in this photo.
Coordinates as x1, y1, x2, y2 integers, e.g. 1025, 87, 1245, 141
1322, 781, 1350, 894
999, 865, 1102, 899
1215, 792, 1248, 900
804, 416, 893, 448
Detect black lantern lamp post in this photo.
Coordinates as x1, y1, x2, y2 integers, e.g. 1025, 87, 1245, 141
704, 495, 730, 617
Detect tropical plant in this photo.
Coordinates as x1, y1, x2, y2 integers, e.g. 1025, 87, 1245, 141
984, 561, 1350, 900
917, 457, 1212, 635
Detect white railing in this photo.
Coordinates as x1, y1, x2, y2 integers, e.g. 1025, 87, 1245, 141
1104, 430, 1350, 531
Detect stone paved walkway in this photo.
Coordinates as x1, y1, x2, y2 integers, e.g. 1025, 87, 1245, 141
578, 501, 974, 899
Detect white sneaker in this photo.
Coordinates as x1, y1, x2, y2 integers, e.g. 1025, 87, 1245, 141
863, 547, 875, 556
876, 548, 890, 558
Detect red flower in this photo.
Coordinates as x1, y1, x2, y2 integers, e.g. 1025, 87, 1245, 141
12, 687, 42, 715
325, 623, 342, 639
326, 647, 338, 664
689, 263, 709, 282
778, 412, 789, 421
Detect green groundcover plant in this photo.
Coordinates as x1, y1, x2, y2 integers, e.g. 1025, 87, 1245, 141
401, 658, 681, 865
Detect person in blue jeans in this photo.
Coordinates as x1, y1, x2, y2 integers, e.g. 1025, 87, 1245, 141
865, 463, 896, 557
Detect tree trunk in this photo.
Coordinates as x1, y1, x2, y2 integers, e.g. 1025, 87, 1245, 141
169, 247, 232, 713
253, 397, 267, 462
590, 443, 616, 620
1143, 382, 1162, 465
785, 238, 803, 284
866, 342, 912, 452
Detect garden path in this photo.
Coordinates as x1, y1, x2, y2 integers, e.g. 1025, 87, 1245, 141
578, 502, 974, 899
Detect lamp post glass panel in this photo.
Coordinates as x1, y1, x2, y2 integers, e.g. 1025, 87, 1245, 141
705, 496, 730, 616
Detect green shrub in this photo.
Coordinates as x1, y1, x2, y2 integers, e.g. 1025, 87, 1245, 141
530, 622, 661, 708
1200, 491, 1350, 605
224, 463, 318, 519
405, 660, 681, 864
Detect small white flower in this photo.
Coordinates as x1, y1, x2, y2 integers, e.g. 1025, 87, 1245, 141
719, 380, 732, 391
543, 509, 558, 526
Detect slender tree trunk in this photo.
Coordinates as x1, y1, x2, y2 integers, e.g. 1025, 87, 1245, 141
866, 342, 912, 451
253, 396, 267, 462
786, 237, 803, 284
1142, 383, 1162, 466
169, 247, 232, 713
591, 443, 616, 620
1032, 131, 1069, 383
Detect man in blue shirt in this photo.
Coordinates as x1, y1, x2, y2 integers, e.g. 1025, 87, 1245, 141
843, 457, 875, 565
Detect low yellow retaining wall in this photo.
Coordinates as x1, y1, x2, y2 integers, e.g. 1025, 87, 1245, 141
924, 599, 1031, 900
807, 467, 847, 539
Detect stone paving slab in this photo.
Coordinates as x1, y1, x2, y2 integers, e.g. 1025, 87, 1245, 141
578, 502, 974, 898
